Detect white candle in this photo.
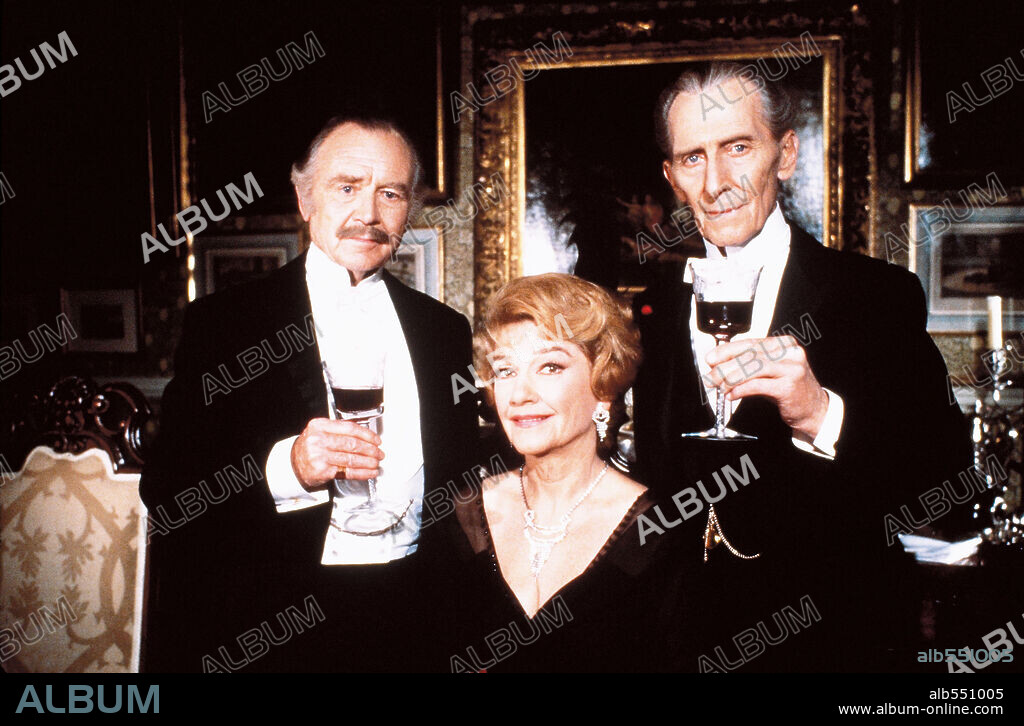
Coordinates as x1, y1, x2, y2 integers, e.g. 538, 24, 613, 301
987, 295, 1003, 350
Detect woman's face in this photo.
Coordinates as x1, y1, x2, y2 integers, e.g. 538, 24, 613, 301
489, 321, 603, 458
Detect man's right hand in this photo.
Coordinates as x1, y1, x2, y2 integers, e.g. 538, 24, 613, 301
290, 418, 384, 490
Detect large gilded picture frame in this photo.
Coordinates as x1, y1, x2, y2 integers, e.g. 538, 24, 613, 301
464, 6, 874, 323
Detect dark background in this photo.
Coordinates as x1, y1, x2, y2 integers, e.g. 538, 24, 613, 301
2, 0, 1022, 395
916, 0, 1024, 180
1, 0, 458, 395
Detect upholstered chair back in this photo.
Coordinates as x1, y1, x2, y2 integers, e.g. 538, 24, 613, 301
1, 377, 150, 673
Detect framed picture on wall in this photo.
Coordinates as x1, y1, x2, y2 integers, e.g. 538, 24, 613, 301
909, 204, 1024, 332
194, 233, 299, 298
388, 227, 443, 301
60, 289, 139, 353
468, 27, 845, 315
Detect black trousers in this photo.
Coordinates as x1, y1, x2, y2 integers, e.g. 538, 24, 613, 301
257, 551, 449, 673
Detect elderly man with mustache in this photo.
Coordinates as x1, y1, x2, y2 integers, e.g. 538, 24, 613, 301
141, 115, 478, 672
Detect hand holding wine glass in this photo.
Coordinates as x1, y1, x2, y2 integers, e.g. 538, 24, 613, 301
322, 350, 412, 535
290, 417, 383, 488
682, 258, 762, 441
704, 333, 831, 442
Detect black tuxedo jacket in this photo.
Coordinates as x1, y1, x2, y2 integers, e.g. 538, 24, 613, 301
632, 225, 972, 671
140, 252, 478, 672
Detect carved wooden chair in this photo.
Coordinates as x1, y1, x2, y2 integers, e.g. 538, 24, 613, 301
1, 376, 150, 673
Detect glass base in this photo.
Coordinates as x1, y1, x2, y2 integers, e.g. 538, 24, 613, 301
333, 498, 413, 536
681, 427, 757, 442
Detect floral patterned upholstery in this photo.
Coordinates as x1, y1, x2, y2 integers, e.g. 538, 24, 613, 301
1, 377, 150, 673
1, 447, 147, 672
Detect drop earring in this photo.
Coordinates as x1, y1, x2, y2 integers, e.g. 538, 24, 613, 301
592, 406, 610, 442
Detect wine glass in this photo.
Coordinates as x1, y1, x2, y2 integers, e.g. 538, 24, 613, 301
321, 354, 412, 535
681, 258, 763, 441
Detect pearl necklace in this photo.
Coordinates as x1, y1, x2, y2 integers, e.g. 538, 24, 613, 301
520, 462, 610, 578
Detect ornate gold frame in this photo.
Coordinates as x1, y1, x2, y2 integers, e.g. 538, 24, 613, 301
472, 37, 843, 318
462, 3, 878, 325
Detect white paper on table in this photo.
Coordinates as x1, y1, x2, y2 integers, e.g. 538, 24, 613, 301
897, 534, 982, 565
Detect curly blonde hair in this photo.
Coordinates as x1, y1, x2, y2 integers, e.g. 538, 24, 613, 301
474, 273, 643, 403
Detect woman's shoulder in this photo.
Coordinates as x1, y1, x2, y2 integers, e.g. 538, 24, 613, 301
448, 469, 519, 554
606, 467, 647, 495
596, 467, 650, 517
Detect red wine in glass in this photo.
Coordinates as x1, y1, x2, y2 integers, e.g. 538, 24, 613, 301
331, 386, 384, 419
696, 300, 754, 339
682, 260, 762, 441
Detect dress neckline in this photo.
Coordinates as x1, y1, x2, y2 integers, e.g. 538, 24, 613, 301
475, 484, 653, 621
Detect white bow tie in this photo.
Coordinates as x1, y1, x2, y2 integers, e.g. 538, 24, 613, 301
336, 277, 386, 310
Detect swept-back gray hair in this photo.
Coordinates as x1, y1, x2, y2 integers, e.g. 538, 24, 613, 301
654, 61, 796, 157
290, 114, 424, 216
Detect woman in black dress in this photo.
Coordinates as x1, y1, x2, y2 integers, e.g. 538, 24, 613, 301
441, 273, 694, 672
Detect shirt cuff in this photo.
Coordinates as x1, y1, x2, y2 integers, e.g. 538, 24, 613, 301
265, 435, 330, 512
791, 388, 844, 460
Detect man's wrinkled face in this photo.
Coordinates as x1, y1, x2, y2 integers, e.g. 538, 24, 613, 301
662, 78, 798, 248
298, 123, 414, 281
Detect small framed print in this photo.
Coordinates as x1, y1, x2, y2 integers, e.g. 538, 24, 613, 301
60, 289, 139, 353
389, 227, 443, 301
909, 204, 1024, 332
194, 233, 299, 297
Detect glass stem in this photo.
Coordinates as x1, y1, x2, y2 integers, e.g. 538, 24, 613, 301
362, 417, 379, 505
715, 337, 727, 437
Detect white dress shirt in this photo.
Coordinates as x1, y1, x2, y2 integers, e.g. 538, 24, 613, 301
683, 205, 844, 458
264, 243, 424, 564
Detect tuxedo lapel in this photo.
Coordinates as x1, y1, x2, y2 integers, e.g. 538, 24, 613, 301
638, 270, 711, 441
767, 226, 826, 337
381, 270, 438, 408
380, 271, 447, 479
274, 251, 328, 422
667, 281, 714, 431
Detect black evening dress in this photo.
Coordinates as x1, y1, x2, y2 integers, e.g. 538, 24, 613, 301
436, 486, 696, 673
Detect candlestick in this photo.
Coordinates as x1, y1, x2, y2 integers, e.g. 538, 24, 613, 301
987, 295, 1003, 351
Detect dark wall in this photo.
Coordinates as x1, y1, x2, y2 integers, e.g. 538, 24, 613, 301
2, 0, 1021, 405
181, 1, 442, 214
1, 0, 447, 399
1, 1, 174, 398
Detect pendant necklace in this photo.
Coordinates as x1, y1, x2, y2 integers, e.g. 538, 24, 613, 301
520, 462, 609, 578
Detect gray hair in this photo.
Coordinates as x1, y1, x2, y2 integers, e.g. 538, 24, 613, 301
290, 115, 424, 217
654, 61, 796, 157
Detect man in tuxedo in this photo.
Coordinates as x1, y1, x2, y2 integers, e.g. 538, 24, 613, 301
140, 116, 478, 672
632, 63, 972, 671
